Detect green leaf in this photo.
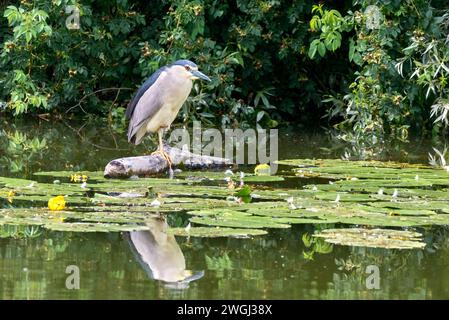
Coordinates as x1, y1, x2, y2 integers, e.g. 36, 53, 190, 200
349, 39, 355, 62
318, 42, 326, 57
235, 185, 251, 197
308, 40, 319, 59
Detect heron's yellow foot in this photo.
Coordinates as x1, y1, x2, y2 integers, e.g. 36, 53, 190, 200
151, 149, 173, 169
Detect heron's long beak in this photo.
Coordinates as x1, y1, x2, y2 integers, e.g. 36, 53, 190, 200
191, 70, 211, 81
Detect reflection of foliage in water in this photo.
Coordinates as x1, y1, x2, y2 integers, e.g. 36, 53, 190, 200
0, 225, 42, 239
325, 247, 426, 299
0, 225, 449, 298
323, 228, 449, 299
0, 127, 47, 174
205, 252, 234, 278
302, 231, 333, 261
0, 120, 134, 177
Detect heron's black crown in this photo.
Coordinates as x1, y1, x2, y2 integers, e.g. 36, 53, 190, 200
171, 59, 197, 69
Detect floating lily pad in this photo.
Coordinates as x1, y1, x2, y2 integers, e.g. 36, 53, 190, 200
242, 175, 285, 182
44, 222, 148, 232
313, 228, 426, 249
169, 227, 268, 238
3, 158, 449, 238
187, 209, 249, 216
189, 214, 291, 229
0, 177, 39, 188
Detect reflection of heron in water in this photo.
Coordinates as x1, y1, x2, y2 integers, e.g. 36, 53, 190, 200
126, 215, 204, 289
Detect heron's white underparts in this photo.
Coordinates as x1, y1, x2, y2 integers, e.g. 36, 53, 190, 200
104, 144, 233, 178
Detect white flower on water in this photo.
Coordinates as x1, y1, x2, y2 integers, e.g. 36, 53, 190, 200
312, 186, 318, 192
240, 172, 245, 179
377, 188, 384, 195
334, 194, 341, 203
225, 170, 234, 176
185, 223, 191, 232
224, 177, 231, 182
150, 199, 161, 207
415, 175, 419, 181
81, 182, 87, 189
392, 189, 398, 198
329, 181, 334, 185
26, 182, 35, 188
286, 197, 296, 209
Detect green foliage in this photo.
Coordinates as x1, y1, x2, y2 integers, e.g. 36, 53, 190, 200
1, 0, 146, 116
1, 1, 449, 154
0, 0, 320, 129
400, 12, 449, 130
317, 1, 449, 158
308, 4, 351, 59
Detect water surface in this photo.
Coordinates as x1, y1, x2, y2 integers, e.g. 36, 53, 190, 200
1, 120, 448, 299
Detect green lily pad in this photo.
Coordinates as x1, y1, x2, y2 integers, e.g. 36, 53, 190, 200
44, 222, 149, 232
3, 158, 449, 238
243, 175, 285, 182
313, 228, 426, 249
190, 213, 291, 229
169, 227, 268, 238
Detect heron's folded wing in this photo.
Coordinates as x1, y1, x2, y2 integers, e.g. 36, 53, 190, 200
126, 65, 167, 120
127, 69, 168, 143
127, 89, 164, 143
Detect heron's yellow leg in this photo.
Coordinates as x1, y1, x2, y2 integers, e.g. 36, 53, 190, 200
151, 128, 173, 169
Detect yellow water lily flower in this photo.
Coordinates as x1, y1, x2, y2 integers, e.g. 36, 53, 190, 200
48, 195, 66, 211
70, 174, 88, 183
254, 163, 271, 176
7, 190, 15, 204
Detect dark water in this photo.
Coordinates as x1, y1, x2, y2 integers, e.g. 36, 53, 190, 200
1, 119, 449, 299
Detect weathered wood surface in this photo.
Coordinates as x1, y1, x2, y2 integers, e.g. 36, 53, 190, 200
104, 144, 233, 178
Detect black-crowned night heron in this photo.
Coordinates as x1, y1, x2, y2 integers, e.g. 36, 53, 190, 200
126, 60, 211, 168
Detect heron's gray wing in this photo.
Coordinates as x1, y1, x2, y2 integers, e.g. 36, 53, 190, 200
127, 88, 164, 144
125, 66, 167, 120
127, 67, 168, 144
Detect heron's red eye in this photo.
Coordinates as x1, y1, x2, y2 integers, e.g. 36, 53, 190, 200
185, 65, 191, 71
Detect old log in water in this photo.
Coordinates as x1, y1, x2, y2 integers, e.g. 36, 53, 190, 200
104, 144, 233, 178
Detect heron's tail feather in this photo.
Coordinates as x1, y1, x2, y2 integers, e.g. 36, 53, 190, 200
128, 119, 148, 145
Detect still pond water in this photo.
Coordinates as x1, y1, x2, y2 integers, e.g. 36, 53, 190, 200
0, 120, 448, 299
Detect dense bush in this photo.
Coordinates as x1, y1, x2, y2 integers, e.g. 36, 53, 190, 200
0, 0, 448, 157
0, 0, 326, 129
311, 0, 449, 157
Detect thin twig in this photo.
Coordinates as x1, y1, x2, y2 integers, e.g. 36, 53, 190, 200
61, 119, 130, 151
107, 88, 123, 149
65, 87, 133, 114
